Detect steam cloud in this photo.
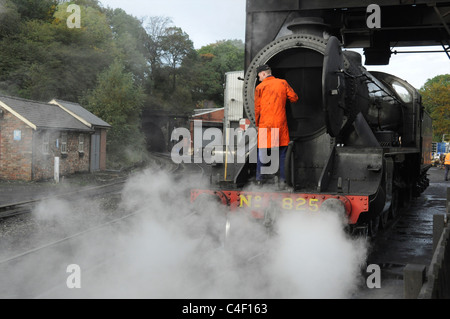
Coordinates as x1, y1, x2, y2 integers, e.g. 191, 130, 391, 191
2, 166, 368, 299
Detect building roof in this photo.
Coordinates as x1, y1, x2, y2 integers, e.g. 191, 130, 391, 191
0, 95, 94, 132
192, 107, 225, 118
49, 99, 111, 129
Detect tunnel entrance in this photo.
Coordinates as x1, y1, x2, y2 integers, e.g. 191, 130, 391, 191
142, 121, 166, 152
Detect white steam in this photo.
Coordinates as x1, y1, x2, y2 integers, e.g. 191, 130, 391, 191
268, 213, 368, 298
3, 167, 368, 298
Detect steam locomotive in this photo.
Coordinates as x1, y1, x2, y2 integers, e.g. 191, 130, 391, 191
190, 7, 432, 237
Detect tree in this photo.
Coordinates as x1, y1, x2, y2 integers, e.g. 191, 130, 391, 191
9, 0, 58, 22
185, 39, 244, 107
144, 15, 173, 91
0, 1, 247, 166
160, 26, 194, 91
0, 0, 21, 39
0, 2, 116, 100
105, 8, 148, 85
141, 23, 196, 112
84, 60, 146, 167
420, 74, 450, 141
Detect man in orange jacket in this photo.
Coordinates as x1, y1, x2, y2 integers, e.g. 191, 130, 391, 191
445, 152, 450, 181
254, 64, 299, 187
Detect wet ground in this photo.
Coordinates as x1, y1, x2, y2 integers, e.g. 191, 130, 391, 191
0, 155, 175, 206
355, 166, 448, 298
0, 169, 136, 206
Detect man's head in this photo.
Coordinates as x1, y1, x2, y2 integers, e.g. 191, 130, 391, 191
256, 64, 272, 81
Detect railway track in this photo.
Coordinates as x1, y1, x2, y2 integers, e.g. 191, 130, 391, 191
0, 179, 127, 220
0, 174, 137, 298
0, 152, 190, 220
0, 210, 139, 298
150, 151, 207, 175
0, 218, 269, 298
0, 152, 209, 298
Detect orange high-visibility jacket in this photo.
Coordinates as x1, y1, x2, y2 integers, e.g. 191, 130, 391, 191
254, 76, 299, 148
445, 153, 450, 165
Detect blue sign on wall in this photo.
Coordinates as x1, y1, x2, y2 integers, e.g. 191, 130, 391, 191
13, 130, 21, 141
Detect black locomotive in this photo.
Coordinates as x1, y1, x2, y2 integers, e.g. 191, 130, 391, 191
190, 2, 433, 236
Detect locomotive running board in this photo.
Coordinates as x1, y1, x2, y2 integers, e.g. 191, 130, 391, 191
317, 146, 383, 195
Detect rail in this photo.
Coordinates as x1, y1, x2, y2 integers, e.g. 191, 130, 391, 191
0, 179, 127, 219
0, 152, 184, 220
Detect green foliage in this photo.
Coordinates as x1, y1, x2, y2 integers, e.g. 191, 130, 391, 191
0, 2, 115, 100
419, 74, 450, 142
10, 0, 58, 22
160, 26, 194, 91
0, 1, 245, 167
84, 60, 146, 167
143, 16, 173, 90
187, 39, 245, 106
0, 0, 21, 38
105, 8, 148, 84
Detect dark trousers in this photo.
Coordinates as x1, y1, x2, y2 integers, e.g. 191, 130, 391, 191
256, 146, 287, 182
445, 165, 450, 181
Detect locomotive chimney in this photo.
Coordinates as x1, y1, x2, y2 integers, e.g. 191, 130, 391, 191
286, 17, 331, 40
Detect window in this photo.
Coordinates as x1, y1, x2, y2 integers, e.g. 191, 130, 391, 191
392, 81, 412, 103
61, 133, 68, 154
42, 132, 50, 155
78, 134, 84, 153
